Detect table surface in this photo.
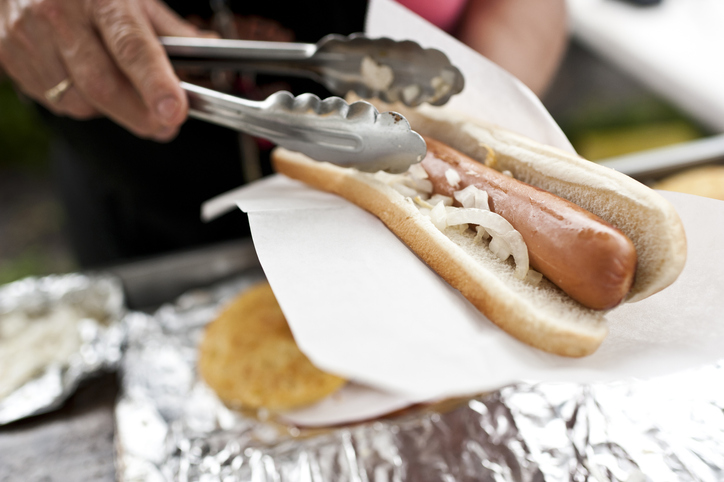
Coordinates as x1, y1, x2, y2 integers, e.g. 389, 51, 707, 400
0, 374, 118, 482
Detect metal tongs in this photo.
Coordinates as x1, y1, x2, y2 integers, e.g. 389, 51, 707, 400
183, 82, 426, 173
162, 35, 465, 172
162, 34, 464, 107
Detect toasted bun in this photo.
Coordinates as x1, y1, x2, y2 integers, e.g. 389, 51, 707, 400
271, 102, 687, 357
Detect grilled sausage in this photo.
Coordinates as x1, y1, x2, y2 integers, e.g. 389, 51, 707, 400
421, 136, 637, 310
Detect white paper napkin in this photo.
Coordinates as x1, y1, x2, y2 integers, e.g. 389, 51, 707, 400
202, 0, 724, 404
278, 383, 421, 427
204, 176, 724, 400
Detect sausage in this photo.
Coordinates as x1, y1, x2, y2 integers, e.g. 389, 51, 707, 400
420, 136, 637, 310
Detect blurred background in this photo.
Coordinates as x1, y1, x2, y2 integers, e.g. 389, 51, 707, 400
0, 0, 716, 285
546, 43, 708, 162
0, 75, 77, 285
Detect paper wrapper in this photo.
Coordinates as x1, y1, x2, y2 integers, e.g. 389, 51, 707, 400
201, 0, 724, 400
204, 176, 724, 398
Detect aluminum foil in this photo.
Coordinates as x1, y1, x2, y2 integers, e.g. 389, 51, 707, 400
0, 273, 126, 425
116, 275, 724, 481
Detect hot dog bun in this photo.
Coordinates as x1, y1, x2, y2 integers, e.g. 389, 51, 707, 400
271, 101, 687, 357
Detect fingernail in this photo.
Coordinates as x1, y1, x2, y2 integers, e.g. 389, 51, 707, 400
156, 96, 180, 124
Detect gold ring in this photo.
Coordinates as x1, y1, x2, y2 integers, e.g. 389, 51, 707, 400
44, 78, 73, 103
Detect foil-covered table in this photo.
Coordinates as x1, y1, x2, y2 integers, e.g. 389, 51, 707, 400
1, 240, 723, 481
115, 273, 724, 482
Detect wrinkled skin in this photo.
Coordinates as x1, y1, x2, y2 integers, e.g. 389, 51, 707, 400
0, 0, 206, 141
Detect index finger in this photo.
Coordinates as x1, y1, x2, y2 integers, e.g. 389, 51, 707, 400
91, 0, 187, 128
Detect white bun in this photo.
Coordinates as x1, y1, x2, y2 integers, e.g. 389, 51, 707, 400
271, 101, 687, 357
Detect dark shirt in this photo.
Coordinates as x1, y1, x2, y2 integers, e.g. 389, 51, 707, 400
43, 0, 367, 268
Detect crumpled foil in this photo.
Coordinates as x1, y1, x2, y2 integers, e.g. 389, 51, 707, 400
116, 275, 724, 481
0, 273, 126, 425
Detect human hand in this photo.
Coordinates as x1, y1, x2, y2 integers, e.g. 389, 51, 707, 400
0, 0, 206, 141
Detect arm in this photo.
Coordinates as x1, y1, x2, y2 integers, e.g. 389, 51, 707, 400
455, 0, 568, 97
0, 0, 204, 141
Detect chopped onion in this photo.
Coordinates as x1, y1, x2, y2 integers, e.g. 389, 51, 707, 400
413, 196, 433, 209
402, 84, 422, 105
408, 163, 429, 180
413, 179, 434, 193
429, 201, 448, 230
361, 56, 394, 91
444, 168, 461, 188
373, 170, 401, 184
374, 167, 530, 280
430, 71, 455, 101
454, 185, 490, 210
489, 236, 511, 260
390, 182, 419, 198
429, 194, 453, 206
375, 170, 433, 194
525, 269, 543, 285
445, 206, 467, 232
473, 225, 490, 242
445, 208, 529, 279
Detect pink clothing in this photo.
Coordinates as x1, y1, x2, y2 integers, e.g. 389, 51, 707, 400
395, 0, 469, 32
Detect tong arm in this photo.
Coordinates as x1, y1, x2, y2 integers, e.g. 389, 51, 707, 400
165, 35, 464, 107
182, 82, 426, 173
161, 36, 316, 61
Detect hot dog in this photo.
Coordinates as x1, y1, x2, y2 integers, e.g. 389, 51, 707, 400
270, 100, 687, 357
420, 137, 637, 311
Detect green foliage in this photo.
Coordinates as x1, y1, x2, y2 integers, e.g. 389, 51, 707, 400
552, 90, 710, 161
0, 78, 51, 170
558, 95, 708, 152
0, 78, 70, 284
0, 247, 54, 285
